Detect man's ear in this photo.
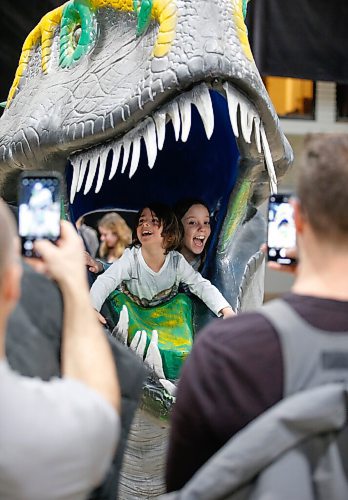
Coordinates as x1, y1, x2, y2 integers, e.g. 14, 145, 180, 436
291, 198, 305, 234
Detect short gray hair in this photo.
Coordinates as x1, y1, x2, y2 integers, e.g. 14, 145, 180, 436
298, 134, 348, 243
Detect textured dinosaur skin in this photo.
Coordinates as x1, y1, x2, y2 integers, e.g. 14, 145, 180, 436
0, 0, 292, 313
0, 1, 293, 496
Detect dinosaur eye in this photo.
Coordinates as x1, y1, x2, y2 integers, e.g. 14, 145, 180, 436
133, 0, 153, 36
73, 26, 82, 47
59, 1, 97, 69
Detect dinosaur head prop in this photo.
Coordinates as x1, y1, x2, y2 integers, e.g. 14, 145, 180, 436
0, 0, 293, 311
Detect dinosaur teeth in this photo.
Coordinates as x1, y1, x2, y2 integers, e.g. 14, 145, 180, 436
223, 81, 277, 193
224, 82, 240, 138
153, 111, 166, 150
129, 136, 141, 179
109, 143, 121, 180
224, 81, 259, 144
144, 330, 166, 379
253, 115, 262, 154
178, 96, 192, 143
95, 153, 107, 193
77, 158, 88, 192
130, 330, 147, 359
69, 84, 215, 200
192, 84, 215, 140
166, 101, 180, 141
84, 156, 99, 195
69, 160, 80, 203
260, 124, 278, 194
69, 82, 276, 199
142, 117, 158, 168
121, 138, 131, 173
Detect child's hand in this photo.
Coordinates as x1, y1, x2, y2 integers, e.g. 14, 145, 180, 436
221, 307, 235, 319
95, 310, 107, 325
85, 252, 103, 274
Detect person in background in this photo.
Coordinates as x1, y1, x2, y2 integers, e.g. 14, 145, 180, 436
0, 199, 120, 500
86, 211, 132, 274
166, 134, 348, 491
76, 215, 99, 258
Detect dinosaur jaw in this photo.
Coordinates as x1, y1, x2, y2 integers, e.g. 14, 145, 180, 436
67, 81, 278, 220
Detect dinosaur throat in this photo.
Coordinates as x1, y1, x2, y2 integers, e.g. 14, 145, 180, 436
67, 81, 275, 222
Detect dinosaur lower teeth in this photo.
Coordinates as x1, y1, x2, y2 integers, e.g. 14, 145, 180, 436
69, 81, 276, 203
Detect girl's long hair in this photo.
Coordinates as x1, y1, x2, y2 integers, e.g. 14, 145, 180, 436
98, 212, 132, 261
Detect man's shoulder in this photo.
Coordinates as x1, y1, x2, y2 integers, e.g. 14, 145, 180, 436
197, 309, 273, 345
189, 309, 281, 374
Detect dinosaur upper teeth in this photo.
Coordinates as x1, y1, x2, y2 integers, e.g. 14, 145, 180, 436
69, 82, 277, 203
223, 82, 277, 194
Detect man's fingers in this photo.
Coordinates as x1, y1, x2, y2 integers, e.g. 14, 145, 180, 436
267, 261, 297, 274
260, 243, 267, 254
23, 257, 48, 274
33, 239, 58, 260
285, 247, 298, 260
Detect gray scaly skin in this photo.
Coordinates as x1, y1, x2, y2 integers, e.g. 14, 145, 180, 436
0, 0, 293, 496
0, 0, 292, 313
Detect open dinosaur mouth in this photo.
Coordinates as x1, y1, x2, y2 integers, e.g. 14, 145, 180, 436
67, 81, 277, 225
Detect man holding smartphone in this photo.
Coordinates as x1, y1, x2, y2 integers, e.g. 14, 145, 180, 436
0, 200, 120, 500
166, 134, 348, 492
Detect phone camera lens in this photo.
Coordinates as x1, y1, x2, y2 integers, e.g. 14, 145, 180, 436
24, 241, 34, 250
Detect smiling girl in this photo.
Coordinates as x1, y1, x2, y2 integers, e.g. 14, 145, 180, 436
175, 199, 212, 272
90, 203, 234, 322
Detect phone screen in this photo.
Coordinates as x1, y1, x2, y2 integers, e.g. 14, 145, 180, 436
18, 173, 61, 257
267, 194, 296, 264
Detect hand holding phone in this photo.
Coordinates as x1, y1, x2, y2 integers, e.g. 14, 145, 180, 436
18, 172, 62, 257
267, 194, 297, 266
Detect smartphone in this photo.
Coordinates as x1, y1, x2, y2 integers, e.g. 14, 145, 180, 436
18, 172, 62, 257
267, 194, 297, 265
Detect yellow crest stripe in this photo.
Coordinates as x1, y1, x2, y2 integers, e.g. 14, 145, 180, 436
7, 5, 65, 106
233, 0, 253, 62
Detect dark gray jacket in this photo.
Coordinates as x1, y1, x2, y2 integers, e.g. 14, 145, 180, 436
163, 383, 348, 500
163, 299, 348, 500
6, 263, 145, 500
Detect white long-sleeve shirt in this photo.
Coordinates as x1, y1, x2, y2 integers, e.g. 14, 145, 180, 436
90, 247, 230, 316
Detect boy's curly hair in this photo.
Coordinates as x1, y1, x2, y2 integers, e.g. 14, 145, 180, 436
132, 203, 181, 253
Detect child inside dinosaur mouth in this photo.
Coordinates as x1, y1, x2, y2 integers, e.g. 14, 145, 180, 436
90, 203, 234, 379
